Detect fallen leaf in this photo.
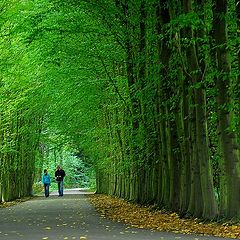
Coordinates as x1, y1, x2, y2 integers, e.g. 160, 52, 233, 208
44, 227, 51, 230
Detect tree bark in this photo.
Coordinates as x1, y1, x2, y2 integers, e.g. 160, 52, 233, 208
214, 0, 240, 218
181, 0, 218, 218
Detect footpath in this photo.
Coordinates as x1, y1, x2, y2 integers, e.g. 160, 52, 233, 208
0, 189, 231, 240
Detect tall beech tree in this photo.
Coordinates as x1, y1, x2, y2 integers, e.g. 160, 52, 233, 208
180, 0, 217, 218
213, 0, 240, 218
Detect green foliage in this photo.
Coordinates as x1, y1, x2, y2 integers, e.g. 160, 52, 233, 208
1, 0, 240, 220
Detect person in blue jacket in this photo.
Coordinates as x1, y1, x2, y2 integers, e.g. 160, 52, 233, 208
42, 169, 51, 197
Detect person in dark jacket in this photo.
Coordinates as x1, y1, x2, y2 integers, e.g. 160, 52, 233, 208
55, 165, 65, 196
42, 169, 51, 197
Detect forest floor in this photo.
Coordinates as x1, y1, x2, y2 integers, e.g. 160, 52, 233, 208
89, 194, 240, 239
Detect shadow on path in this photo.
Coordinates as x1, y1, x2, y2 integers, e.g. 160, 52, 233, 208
0, 189, 230, 240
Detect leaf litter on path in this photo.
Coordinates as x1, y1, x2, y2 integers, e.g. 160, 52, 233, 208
88, 194, 240, 239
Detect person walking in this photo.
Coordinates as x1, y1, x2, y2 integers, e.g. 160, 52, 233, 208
55, 165, 66, 196
42, 169, 51, 197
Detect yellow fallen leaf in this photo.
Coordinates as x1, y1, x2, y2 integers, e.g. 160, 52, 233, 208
44, 227, 51, 230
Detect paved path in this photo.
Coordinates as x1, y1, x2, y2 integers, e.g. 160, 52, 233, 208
0, 189, 230, 240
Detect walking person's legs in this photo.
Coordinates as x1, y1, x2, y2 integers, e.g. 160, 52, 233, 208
59, 180, 63, 196
46, 184, 49, 197
58, 181, 61, 196
44, 184, 49, 197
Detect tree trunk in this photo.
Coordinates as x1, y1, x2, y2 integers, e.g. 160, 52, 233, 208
214, 0, 240, 218
181, 0, 218, 218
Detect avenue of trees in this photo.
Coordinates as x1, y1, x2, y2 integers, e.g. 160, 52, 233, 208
0, 0, 240, 220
